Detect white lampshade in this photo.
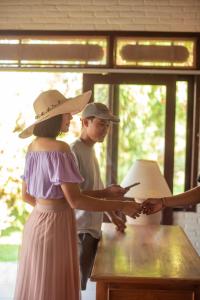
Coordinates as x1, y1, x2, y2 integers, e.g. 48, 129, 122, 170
121, 159, 172, 225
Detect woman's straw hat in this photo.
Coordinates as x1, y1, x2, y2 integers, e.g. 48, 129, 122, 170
19, 89, 92, 138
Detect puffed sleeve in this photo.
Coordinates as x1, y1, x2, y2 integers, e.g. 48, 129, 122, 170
49, 151, 84, 185
21, 153, 31, 182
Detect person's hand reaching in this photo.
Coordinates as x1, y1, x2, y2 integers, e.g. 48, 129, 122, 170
107, 211, 126, 233
142, 198, 164, 215
121, 201, 142, 218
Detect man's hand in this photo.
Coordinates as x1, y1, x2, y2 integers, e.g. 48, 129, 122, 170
105, 184, 128, 197
106, 211, 126, 233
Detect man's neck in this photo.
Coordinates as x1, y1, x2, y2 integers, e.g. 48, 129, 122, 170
80, 133, 95, 147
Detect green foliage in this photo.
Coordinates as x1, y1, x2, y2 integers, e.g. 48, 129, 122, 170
95, 83, 187, 194
1, 179, 29, 234
0, 114, 29, 236
0, 244, 19, 262
118, 85, 166, 183
94, 84, 109, 185
173, 82, 187, 194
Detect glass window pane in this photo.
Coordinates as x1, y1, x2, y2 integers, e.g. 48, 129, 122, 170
173, 81, 188, 194
118, 84, 166, 184
115, 37, 196, 68
94, 84, 109, 185
0, 36, 108, 67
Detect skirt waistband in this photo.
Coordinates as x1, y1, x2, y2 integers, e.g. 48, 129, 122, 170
35, 202, 69, 212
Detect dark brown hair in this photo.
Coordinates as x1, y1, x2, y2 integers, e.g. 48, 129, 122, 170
33, 114, 62, 138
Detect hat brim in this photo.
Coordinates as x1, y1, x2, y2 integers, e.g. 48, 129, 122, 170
98, 113, 120, 122
19, 90, 92, 138
86, 112, 120, 123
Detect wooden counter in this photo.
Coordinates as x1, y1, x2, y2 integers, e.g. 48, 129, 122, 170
91, 224, 200, 300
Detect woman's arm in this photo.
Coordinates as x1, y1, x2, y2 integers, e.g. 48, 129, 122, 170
142, 186, 200, 215
61, 182, 142, 217
22, 181, 36, 207
163, 186, 200, 207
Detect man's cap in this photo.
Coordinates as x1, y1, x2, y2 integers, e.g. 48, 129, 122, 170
81, 102, 120, 123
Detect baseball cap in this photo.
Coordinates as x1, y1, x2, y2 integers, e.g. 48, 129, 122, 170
81, 102, 120, 123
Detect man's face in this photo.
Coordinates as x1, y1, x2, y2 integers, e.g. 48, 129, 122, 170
85, 117, 110, 142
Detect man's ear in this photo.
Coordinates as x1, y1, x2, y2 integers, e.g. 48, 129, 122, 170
82, 118, 89, 127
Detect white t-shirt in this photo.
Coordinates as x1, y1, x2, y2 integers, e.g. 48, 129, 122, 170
70, 138, 104, 239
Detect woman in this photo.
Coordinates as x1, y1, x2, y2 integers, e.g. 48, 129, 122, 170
14, 89, 142, 300
142, 185, 200, 215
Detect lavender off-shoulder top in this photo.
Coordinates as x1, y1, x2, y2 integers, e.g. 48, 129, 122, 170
22, 151, 84, 199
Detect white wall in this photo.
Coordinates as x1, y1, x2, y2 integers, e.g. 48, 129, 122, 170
0, 0, 200, 32
173, 205, 200, 255
0, 0, 200, 253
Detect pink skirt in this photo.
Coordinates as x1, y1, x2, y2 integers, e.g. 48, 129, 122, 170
14, 202, 80, 300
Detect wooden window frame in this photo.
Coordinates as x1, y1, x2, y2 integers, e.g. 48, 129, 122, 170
0, 30, 199, 70
83, 73, 199, 224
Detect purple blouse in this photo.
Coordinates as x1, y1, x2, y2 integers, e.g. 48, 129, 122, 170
22, 151, 84, 199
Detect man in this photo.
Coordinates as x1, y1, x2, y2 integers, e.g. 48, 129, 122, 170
70, 102, 128, 290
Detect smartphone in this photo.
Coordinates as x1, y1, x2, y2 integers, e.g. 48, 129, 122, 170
125, 182, 140, 189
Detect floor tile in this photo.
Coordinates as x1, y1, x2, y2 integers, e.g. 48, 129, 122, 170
0, 262, 96, 300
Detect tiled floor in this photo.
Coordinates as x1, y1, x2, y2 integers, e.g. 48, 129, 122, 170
0, 263, 17, 300
0, 262, 96, 300
81, 281, 96, 300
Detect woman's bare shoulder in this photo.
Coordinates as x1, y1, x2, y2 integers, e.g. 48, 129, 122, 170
27, 142, 34, 152
55, 140, 70, 152
27, 138, 70, 153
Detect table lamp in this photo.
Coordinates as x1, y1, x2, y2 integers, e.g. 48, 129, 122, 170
121, 159, 172, 225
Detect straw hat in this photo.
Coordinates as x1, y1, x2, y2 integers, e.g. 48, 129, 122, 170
19, 89, 92, 138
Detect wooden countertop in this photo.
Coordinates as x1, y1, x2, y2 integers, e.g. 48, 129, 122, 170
91, 224, 200, 285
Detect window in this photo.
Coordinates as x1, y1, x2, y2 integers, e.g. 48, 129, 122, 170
83, 73, 198, 223
0, 35, 108, 68
115, 37, 196, 68
0, 31, 199, 70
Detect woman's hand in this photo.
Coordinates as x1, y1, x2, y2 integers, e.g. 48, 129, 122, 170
142, 198, 164, 215
122, 201, 142, 218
